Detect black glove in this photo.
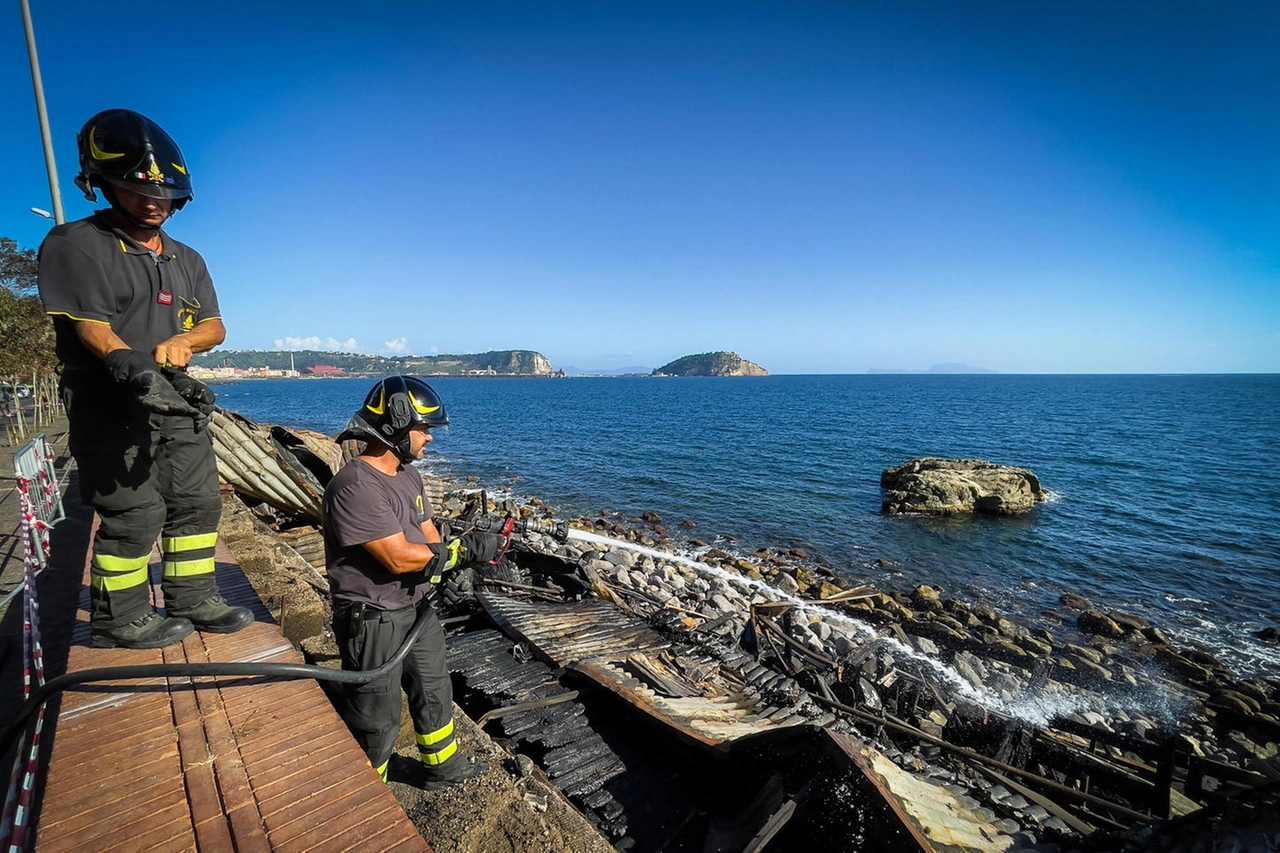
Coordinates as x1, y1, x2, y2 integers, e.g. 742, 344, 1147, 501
163, 367, 217, 415
104, 349, 201, 417
461, 531, 506, 567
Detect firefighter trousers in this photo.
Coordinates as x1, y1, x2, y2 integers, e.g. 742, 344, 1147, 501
333, 600, 458, 779
63, 372, 222, 629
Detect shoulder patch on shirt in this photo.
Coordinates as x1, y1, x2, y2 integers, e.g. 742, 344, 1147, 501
178, 296, 201, 331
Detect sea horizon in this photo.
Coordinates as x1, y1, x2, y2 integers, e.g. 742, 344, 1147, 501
215, 373, 1280, 679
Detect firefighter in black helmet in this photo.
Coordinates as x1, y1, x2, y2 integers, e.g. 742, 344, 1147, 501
37, 109, 253, 649
322, 376, 503, 788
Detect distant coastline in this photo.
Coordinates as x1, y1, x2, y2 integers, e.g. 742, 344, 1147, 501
867, 362, 997, 375
189, 348, 559, 380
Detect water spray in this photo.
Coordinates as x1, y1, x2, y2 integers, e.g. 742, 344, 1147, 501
562, 526, 1126, 726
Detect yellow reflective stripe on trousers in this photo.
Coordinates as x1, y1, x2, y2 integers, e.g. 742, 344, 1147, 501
419, 739, 458, 766
161, 532, 218, 553
90, 554, 152, 591
375, 760, 389, 783
163, 557, 216, 578
416, 720, 455, 747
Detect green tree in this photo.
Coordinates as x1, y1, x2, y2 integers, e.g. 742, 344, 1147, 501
0, 237, 56, 376
0, 237, 39, 295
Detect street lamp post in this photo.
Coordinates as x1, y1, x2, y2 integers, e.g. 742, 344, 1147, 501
20, 0, 65, 225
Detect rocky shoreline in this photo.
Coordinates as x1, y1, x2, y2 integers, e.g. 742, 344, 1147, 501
487, 498, 1279, 849
211, 412, 1280, 851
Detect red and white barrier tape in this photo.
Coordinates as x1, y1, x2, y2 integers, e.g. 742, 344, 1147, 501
1, 476, 51, 853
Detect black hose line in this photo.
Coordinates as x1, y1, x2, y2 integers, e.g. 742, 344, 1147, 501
0, 602, 435, 757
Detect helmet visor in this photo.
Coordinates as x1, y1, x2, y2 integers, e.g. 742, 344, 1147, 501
103, 177, 192, 201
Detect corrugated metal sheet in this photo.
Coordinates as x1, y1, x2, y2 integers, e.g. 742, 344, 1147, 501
478, 593, 817, 751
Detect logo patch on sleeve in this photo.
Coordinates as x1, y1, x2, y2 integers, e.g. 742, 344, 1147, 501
157, 291, 174, 305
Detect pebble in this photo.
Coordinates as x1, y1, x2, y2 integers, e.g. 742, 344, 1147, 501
1042, 816, 1072, 835
1024, 804, 1049, 821
603, 550, 636, 569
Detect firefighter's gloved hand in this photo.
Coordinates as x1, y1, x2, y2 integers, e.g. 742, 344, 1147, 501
163, 367, 217, 415
461, 531, 506, 567
427, 539, 463, 584
104, 349, 201, 417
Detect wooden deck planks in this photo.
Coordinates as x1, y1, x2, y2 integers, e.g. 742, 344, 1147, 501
34, 539, 428, 852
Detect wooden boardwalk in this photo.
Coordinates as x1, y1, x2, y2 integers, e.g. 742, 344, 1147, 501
33, 539, 428, 852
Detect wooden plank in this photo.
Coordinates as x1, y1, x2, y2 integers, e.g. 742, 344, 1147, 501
272, 800, 406, 853
35, 540, 425, 853
225, 802, 273, 853
39, 787, 190, 851
193, 813, 236, 852
331, 818, 430, 853
374, 833, 434, 853
39, 751, 182, 827
252, 747, 369, 805
261, 772, 385, 837
236, 718, 349, 765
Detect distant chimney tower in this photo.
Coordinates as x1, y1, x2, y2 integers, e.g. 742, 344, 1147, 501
290, 352, 295, 373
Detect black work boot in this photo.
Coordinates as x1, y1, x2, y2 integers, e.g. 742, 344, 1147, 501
92, 610, 194, 649
169, 594, 254, 634
420, 757, 487, 791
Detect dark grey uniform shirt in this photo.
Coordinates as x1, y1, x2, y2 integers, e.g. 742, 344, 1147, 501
37, 211, 221, 372
322, 460, 433, 611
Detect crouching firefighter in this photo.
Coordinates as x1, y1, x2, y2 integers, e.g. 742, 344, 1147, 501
37, 109, 253, 649
322, 376, 506, 788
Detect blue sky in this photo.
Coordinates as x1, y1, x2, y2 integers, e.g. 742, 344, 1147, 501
3, 1, 1276, 373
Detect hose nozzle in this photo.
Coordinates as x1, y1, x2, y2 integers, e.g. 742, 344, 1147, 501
467, 513, 569, 543
514, 517, 570, 542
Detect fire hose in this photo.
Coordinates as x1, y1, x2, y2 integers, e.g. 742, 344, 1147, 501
0, 513, 569, 758
0, 598, 441, 758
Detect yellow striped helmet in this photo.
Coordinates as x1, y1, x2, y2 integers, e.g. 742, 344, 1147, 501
337, 376, 448, 460
74, 109, 194, 208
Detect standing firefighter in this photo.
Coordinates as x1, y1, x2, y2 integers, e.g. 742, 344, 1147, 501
37, 109, 253, 649
323, 376, 502, 787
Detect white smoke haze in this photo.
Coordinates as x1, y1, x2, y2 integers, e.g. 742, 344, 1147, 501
274, 335, 364, 353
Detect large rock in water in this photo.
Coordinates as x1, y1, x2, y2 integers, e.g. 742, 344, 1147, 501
881, 458, 1044, 515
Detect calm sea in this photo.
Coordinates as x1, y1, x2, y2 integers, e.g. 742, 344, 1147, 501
213, 374, 1280, 677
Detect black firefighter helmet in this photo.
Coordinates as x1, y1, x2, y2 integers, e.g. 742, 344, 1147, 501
337, 376, 449, 460
74, 109, 194, 209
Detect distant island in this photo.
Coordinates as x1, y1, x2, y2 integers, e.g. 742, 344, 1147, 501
867, 363, 997, 375
189, 349, 557, 379
652, 352, 768, 377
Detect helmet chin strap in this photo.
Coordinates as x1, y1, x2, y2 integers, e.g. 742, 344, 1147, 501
100, 183, 171, 235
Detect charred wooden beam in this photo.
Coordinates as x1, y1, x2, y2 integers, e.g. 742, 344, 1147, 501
475, 691, 581, 728
479, 578, 569, 601
812, 694, 1153, 824
753, 613, 835, 670
974, 764, 1097, 836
